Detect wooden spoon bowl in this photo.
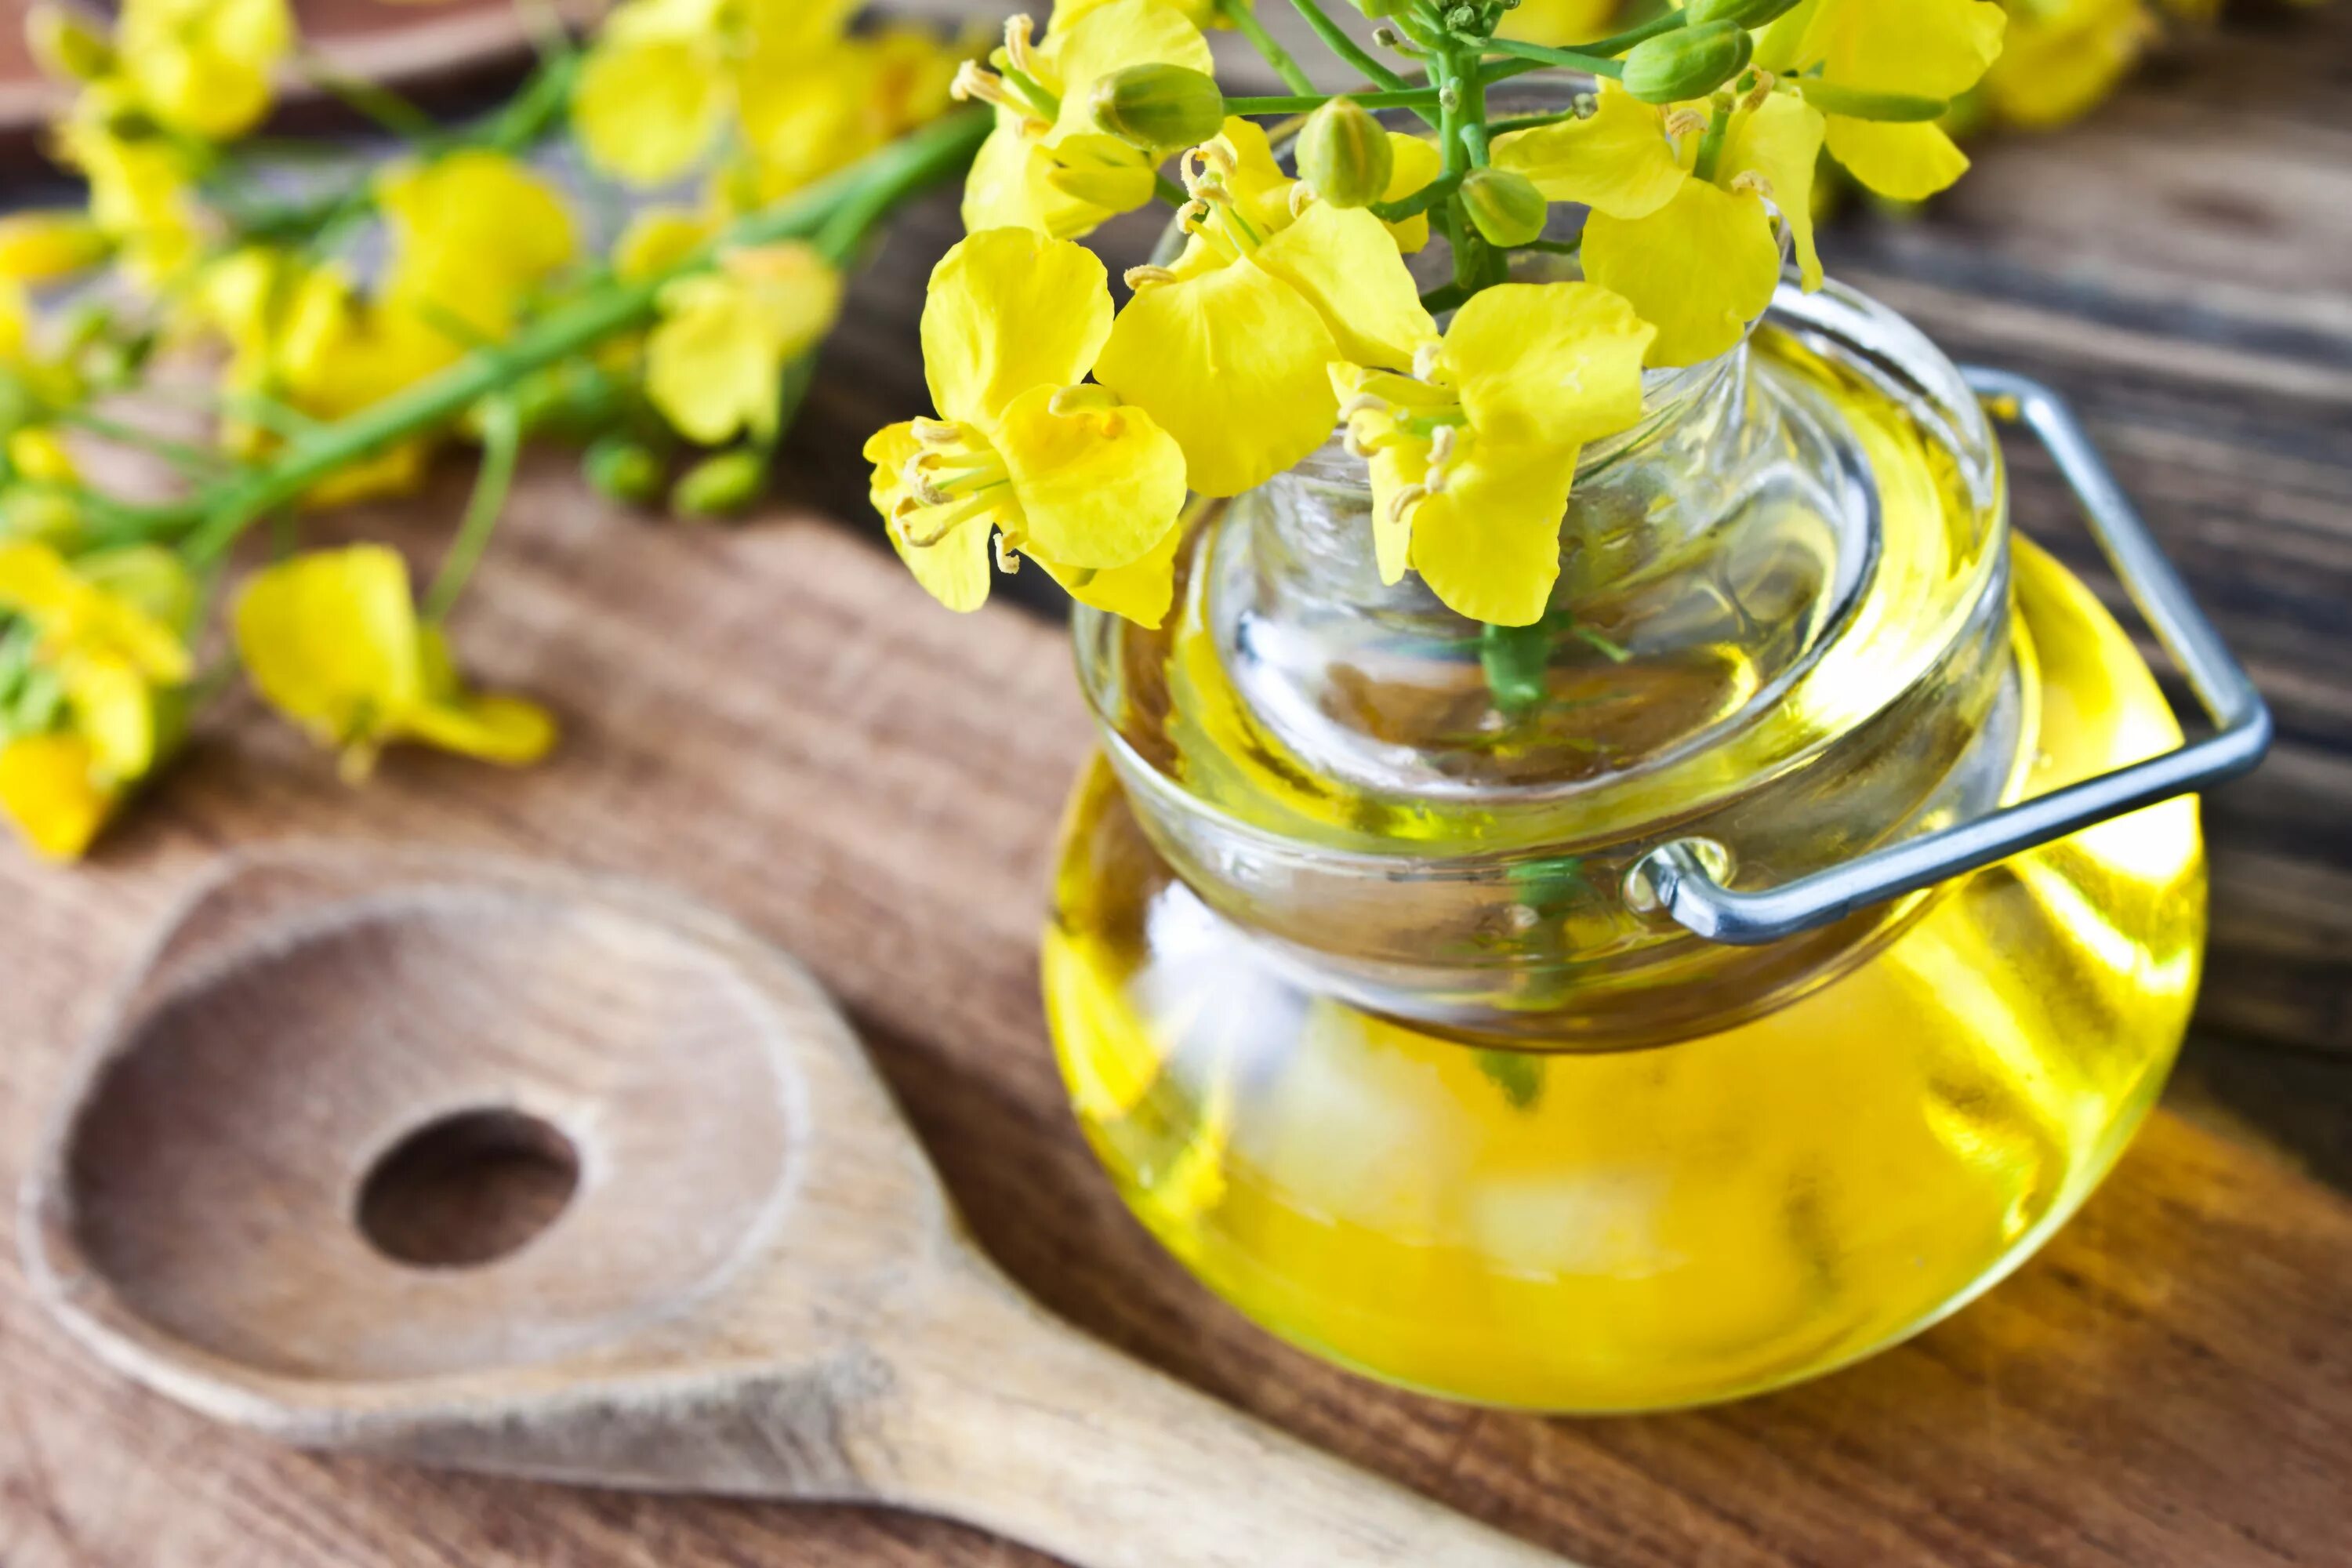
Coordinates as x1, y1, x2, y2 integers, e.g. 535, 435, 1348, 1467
22, 847, 1570, 1567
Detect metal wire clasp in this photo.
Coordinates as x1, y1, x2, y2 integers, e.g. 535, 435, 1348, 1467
1627, 367, 2273, 947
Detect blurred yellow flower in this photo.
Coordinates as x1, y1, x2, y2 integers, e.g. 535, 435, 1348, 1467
867, 227, 1189, 620
1094, 118, 1433, 495
379, 151, 577, 345
960, 0, 1216, 241
0, 540, 193, 787
201, 252, 454, 505
55, 108, 206, 287
0, 212, 109, 282
0, 734, 114, 861
1334, 282, 1653, 625
116, 0, 294, 141
1985, 0, 2153, 129
614, 208, 717, 281
571, 0, 862, 185
646, 243, 844, 444
1756, 0, 2006, 201
1496, 83, 1821, 366
728, 26, 964, 209
234, 546, 556, 779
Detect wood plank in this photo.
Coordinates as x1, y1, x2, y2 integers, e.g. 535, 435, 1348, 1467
0, 475, 2347, 1568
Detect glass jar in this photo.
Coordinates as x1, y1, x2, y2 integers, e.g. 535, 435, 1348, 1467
1040, 106, 2264, 1413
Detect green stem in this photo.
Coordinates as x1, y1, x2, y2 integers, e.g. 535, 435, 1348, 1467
1221, 0, 1316, 94
1693, 100, 1731, 184
1286, 0, 1410, 90
179, 108, 993, 563
423, 396, 521, 622
294, 51, 441, 141
1477, 36, 1625, 79
1154, 172, 1189, 207
1224, 87, 1443, 113
1371, 170, 1462, 221
50, 410, 232, 477
1480, 622, 1551, 715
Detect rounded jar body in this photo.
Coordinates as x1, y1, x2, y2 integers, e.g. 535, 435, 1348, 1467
1043, 275, 2205, 1412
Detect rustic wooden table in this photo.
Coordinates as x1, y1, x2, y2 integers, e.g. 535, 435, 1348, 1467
3, 5, 2350, 1566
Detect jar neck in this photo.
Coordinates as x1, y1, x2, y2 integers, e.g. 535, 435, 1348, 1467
1214, 335, 1873, 808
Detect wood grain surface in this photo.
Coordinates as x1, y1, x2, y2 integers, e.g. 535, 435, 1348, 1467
0, 4, 2348, 1566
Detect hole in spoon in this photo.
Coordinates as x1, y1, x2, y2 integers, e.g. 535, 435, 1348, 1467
356, 1109, 579, 1269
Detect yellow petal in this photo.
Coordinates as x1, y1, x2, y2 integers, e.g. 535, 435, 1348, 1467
1444, 281, 1654, 448
1043, 0, 1218, 149
1825, 118, 1972, 202
1251, 201, 1434, 372
233, 546, 426, 750
1206, 118, 1301, 241
572, 34, 729, 185
379, 151, 576, 346
866, 422, 1000, 613
1985, 0, 2148, 129
0, 734, 112, 861
62, 657, 159, 780
120, 0, 292, 140
1036, 508, 1189, 628
1493, 83, 1687, 220
1409, 441, 1584, 626
0, 212, 108, 281
7, 429, 77, 485
614, 207, 713, 280
1581, 180, 1780, 368
411, 628, 557, 766
922, 227, 1113, 426
1766, 0, 2005, 100
963, 118, 1116, 241
1381, 132, 1445, 253
1041, 133, 1162, 216
647, 245, 843, 443
1094, 261, 1341, 499
1720, 94, 1828, 291
993, 385, 1190, 569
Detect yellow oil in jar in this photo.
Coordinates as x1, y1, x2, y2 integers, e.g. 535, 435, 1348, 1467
1045, 544, 2205, 1413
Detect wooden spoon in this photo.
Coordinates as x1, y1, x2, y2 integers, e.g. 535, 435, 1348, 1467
21, 846, 1570, 1568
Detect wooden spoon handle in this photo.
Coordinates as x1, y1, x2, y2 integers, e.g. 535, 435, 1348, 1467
880, 1255, 1573, 1568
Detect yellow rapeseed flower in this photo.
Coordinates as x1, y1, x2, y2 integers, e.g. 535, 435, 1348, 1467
645, 244, 844, 444
1334, 282, 1653, 626
0, 540, 194, 787
1755, 0, 2006, 201
1984, 0, 2153, 129
728, 26, 964, 210
960, 0, 1216, 241
571, 0, 860, 185
1093, 118, 1434, 496
55, 105, 206, 287
234, 546, 557, 780
378, 150, 577, 345
866, 227, 1189, 621
1495, 82, 1821, 366
116, 0, 294, 141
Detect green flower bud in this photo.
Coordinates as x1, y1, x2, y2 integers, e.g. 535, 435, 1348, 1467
1621, 20, 1754, 106
1092, 64, 1226, 151
672, 449, 767, 520
584, 435, 666, 506
1460, 167, 1550, 249
1682, 0, 1805, 27
1297, 97, 1393, 209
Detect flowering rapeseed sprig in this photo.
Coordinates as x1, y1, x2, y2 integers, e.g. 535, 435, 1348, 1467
870, 0, 2009, 632
0, 0, 984, 858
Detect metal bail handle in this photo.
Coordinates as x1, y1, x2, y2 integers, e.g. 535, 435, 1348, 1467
1630, 366, 2274, 948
